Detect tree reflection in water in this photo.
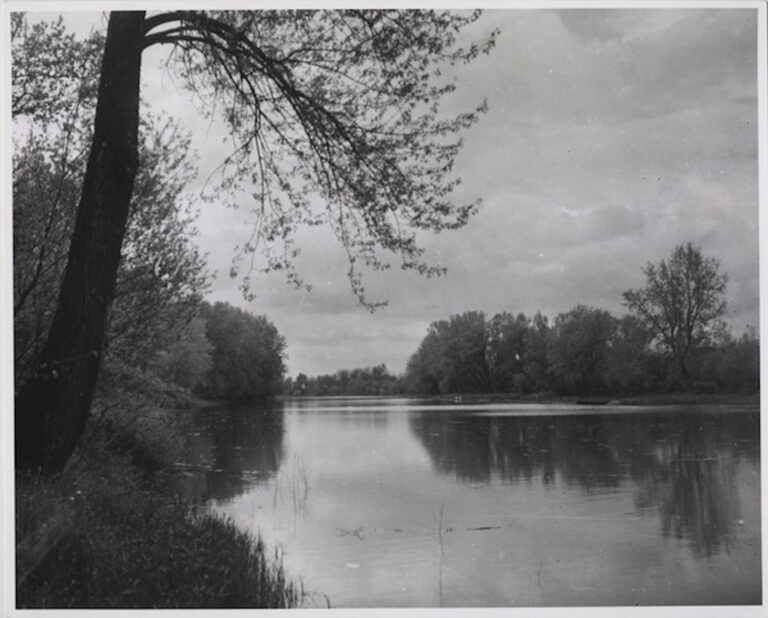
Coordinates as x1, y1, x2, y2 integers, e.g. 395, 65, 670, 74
292, 398, 390, 428
632, 419, 751, 557
179, 402, 286, 504
409, 408, 759, 556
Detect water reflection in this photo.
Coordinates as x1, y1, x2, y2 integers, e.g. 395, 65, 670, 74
632, 420, 751, 557
409, 409, 759, 556
291, 397, 391, 427
180, 400, 759, 606
180, 402, 286, 503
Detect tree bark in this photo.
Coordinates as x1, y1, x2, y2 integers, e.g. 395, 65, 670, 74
15, 12, 146, 474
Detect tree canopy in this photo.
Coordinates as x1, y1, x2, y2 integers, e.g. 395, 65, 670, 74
623, 243, 728, 382
144, 9, 497, 307
14, 9, 497, 473
12, 15, 208, 383
197, 302, 286, 402
402, 257, 753, 398
546, 305, 616, 395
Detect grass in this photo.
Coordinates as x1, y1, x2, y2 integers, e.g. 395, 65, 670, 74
16, 402, 302, 609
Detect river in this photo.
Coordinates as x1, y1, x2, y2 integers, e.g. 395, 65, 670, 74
176, 397, 761, 607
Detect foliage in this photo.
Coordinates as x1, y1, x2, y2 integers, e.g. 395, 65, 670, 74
285, 364, 401, 396
103, 116, 209, 370
405, 311, 490, 394
546, 305, 616, 395
196, 302, 286, 402
486, 312, 531, 393
403, 257, 754, 396
144, 9, 497, 307
604, 315, 657, 393
404, 310, 556, 396
11, 13, 103, 121
12, 15, 102, 381
14, 9, 496, 473
404, 326, 445, 395
12, 15, 209, 383
16, 414, 300, 609
152, 318, 214, 390
12, 138, 80, 381
437, 311, 492, 393
623, 243, 728, 381
697, 331, 760, 393
520, 312, 552, 393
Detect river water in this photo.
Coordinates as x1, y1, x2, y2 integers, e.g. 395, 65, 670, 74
177, 397, 761, 607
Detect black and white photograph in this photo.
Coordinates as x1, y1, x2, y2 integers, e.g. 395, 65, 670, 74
3, 1, 765, 613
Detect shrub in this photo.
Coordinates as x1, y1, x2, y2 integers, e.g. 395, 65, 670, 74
16, 408, 301, 608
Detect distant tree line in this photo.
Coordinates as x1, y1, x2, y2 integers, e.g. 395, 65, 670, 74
287, 314, 757, 398
403, 245, 758, 397
284, 364, 400, 397
283, 245, 757, 399
403, 308, 757, 397
287, 244, 756, 399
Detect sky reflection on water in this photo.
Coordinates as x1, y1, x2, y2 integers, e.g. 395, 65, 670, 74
179, 399, 760, 607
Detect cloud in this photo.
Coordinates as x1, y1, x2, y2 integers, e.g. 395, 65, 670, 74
558, 9, 638, 44
20, 9, 757, 378
132, 8, 759, 376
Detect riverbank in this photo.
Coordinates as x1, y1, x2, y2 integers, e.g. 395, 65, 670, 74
608, 392, 759, 407
424, 391, 759, 408
15, 401, 302, 609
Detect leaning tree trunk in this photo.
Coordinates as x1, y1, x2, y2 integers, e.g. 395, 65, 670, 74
15, 12, 146, 474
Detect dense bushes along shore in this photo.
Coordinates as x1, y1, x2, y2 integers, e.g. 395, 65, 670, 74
16, 399, 301, 609
16, 295, 297, 608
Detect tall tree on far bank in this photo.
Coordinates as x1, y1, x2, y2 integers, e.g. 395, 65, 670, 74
485, 312, 530, 392
14, 10, 497, 473
547, 305, 615, 395
404, 311, 490, 394
623, 243, 728, 385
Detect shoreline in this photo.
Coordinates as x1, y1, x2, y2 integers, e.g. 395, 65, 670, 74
380, 391, 761, 408
278, 391, 759, 406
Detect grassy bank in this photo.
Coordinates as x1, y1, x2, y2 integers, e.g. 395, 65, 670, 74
15, 398, 301, 609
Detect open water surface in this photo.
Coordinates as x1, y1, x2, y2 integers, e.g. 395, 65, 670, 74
178, 397, 761, 607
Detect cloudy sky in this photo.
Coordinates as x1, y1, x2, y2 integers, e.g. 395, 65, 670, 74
36, 6, 762, 377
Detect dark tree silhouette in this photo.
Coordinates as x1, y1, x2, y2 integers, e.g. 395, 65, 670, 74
623, 243, 728, 385
14, 10, 496, 473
